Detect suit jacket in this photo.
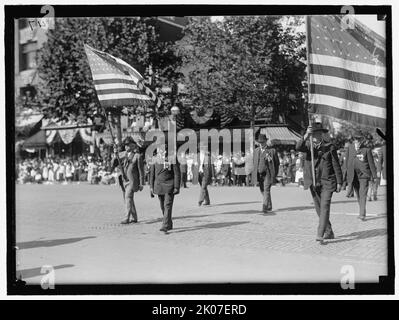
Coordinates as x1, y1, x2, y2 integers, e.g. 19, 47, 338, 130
197, 153, 215, 185
345, 143, 377, 183
252, 146, 279, 185
150, 162, 181, 195
180, 163, 188, 173
296, 138, 343, 191
379, 145, 386, 179
220, 163, 231, 176
122, 152, 144, 192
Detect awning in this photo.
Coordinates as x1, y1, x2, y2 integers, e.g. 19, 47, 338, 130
260, 126, 301, 145
16, 114, 43, 129
22, 130, 47, 149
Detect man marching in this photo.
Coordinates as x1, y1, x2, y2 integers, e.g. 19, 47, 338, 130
345, 134, 376, 221
197, 144, 215, 206
296, 122, 343, 244
118, 136, 145, 224
252, 134, 279, 213
150, 149, 181, 233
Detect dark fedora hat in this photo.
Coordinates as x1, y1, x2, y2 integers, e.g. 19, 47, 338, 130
312, 122, 329, 133
123, 136, 137, 146
257, 134, 268, 143
352, 132, 365, 141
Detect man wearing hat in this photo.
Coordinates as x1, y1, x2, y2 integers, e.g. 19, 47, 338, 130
197, 143, 215, 206
296, 122, 343, 243
344, 133, 376, 221
252, 134, 279, 213
150, 148, 181, 232
118, 136, 145, 224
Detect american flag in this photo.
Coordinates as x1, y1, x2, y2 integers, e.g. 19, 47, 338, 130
84, 44, 160, 109
307, 15, 386, 129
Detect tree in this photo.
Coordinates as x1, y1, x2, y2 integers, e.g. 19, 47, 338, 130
36, 17, 183, 138
177, 16, 307, 126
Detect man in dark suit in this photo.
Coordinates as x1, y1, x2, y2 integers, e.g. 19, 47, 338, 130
198, 145, 215, 206
220, 154, 232, 186
345, 134, 377, 221
110, 142, 126, 197
119, 137, 145, 224
296, 122, 342, 243
252, 134, 279, 213
150, 149, 181, 232
179, 153, 188, 188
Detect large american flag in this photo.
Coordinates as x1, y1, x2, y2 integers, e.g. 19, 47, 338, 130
84, 44, 159, 109
307, 15, 386, 129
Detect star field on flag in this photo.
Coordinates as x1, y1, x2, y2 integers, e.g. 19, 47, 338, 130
84, 44, 153, 108
307, 15, 386, 129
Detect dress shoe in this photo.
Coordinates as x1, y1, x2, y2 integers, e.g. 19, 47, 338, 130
159, 227, 168, 233
130, 219, 138, 223
357, 216, 366, 221
315, 237, 325, 245
198, 201, 203, 207
203, 202, 210, 206
323, 231, 335, 240
120, 219, 130, 225
373, 195, 378, 201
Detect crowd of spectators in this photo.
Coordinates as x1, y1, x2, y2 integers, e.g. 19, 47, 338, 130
16, 154, 118, 185
16, 141, 384, 193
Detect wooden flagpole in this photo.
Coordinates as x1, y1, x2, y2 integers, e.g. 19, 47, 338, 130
305, 15, 316, 186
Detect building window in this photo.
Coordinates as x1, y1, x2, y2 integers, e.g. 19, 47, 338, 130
20, 42, 37, 71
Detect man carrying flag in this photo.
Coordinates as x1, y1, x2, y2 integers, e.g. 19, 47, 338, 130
84, 44, 163, 223
304, 14, 387, 238
296, 122, 343, 244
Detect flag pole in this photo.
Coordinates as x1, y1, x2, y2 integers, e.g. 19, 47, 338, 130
305, 15, 316, 187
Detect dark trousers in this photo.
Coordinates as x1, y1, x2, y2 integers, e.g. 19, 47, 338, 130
124, 183, 137, 221
352, 173, 369, 217
290, 168, 296, 183
368, 177, 380, 200
158, 193, 174, 229
119, 175, 126, 199
236, 175, 245, 186
181, 172, 187, 188
223, 175, 231, 186
258, 173, 272, 211
198, 173, 210, 204
346, 182, 354, 197
245, 174, 252, 186
310, 185, 334, 238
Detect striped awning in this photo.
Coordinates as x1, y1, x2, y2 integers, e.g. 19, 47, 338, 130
22, 130, 47, 149
260, 126, 301, 145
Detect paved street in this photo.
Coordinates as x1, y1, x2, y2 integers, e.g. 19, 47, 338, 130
15, 182, 388, 285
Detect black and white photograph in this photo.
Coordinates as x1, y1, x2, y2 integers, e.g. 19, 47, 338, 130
3, 2, 395, 298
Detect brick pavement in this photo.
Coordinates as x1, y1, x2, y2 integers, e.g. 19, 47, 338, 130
15, 182, 388, 284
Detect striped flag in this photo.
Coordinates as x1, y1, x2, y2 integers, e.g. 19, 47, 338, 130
84, 44, 162, 109
307, 15, 386, 128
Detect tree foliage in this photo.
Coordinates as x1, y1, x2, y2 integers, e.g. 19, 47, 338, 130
36, 17, 182, 122
177, 16, 307, 123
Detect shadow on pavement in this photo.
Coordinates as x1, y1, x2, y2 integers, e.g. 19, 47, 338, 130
17, 264, 74, 279
328, 228, 387, 244
274, 199, 360, 213
172, 221, 250, 233
212, 201, 261, 207
17, 236, 96, 250
362, 215, 387, 221
144, 214, 211, 224
219, 209, 272, 215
